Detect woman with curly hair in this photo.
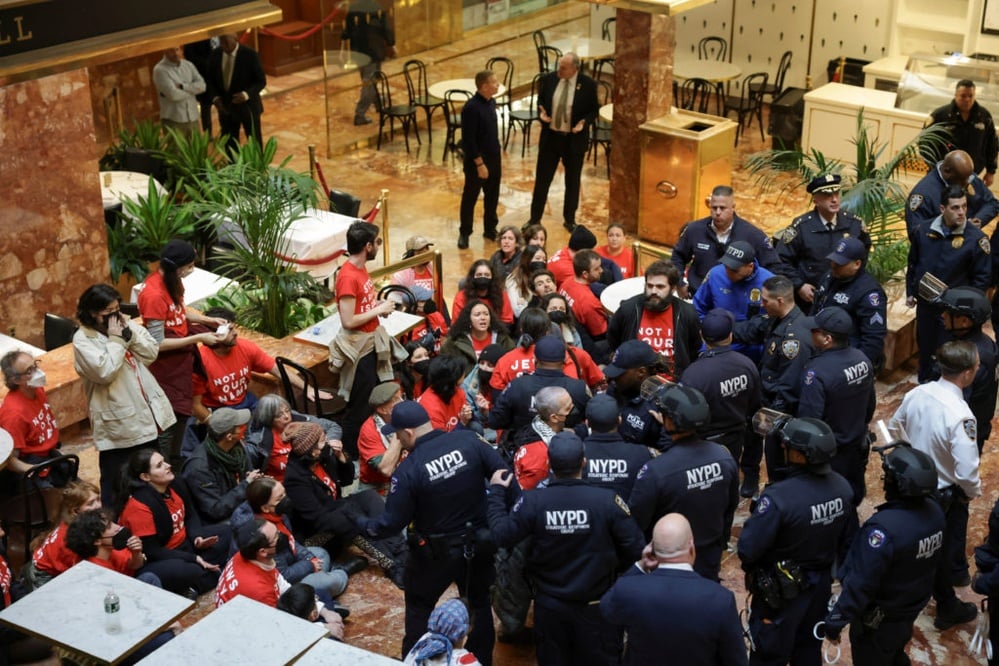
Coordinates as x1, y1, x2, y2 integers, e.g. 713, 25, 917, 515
505, 244, 547, 318
451, 259, 514, 326
440, 300, 514, 368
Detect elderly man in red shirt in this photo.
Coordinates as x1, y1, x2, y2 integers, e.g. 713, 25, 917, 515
0, 351, 66, 486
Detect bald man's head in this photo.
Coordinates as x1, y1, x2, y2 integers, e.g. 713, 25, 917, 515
941, 150, 975, 186
651, 513, 695, 563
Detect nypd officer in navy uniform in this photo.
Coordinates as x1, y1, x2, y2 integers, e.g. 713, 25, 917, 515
358, 400, 508, 663
822, 444, 945, 665
905, 149, 998, 233
628, 384, 739, 581
937, 286, 998, 453
798, 307, 876, 504
737, 418, 856, 666
775, 174, 870, 310
906, 184, 991, 382
680, 308, 762, 484
582, 393, 657, 499
811, 237, 887, 370
671, 184, 783, 296
604, 340, 665, 448
733, 275, 814, 492
487, 431, 645, 666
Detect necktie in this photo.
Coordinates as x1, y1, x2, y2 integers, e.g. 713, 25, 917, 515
223, 53, 234, 91
554, 80, 569, 131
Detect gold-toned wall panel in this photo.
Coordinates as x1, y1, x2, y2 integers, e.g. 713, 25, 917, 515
394, 0, 462, 55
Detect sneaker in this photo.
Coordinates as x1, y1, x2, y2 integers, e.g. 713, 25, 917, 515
457, 234, 469, 249
740, 473, 759, 499
934, 600, 977, 630
353, 116, 372, 126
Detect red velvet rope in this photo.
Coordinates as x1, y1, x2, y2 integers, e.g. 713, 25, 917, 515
258, 7, 343, 41
274, 248, 347, 266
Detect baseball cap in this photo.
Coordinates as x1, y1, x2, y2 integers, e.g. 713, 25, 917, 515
604, 340, 658, 379
802, 307, 853, 336
720, 241, 755, 270
534, 335, 566, 363
404, 235, 434, 257
381, 400, 431, 436
806, 173, 842, 194
826, 237, 867, 265
369, 381, 402, 408
585, 394, 619, 431
701, 308, 735, 342
208, 407, 251, 433
479, 344, 506, 366
547, 431, 585, 475
160, 239, 196, 268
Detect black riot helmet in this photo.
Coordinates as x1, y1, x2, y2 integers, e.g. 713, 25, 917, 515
883, 444, 938, 500
939, 286, 991, 328
779, 418, 836, 466
656, 384, 711, 432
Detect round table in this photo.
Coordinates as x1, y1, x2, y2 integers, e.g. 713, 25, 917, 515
600, 277, 646, 314
100, 171, 167, 209
673, 59, 742, 83
427, 79, 507, 100
550, 37, 615, 62
0, 428, 12, 471
599, 103, 613, 124
325, 49, 372, 74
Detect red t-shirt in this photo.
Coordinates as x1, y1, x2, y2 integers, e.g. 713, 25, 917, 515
418, 387, 467, 432
215, 552, 281, 608
138, 271, 195, 413
392, 265, 436, 294
193, 339, 275, 408
514, 440, 549, 490
357, 416, 392, 489
548, 248, 575, 287
452, 291, 515, 326
138, 272, 188, 335
33, 523, 79, 575
264, 426, 291, 482
335, 261, 379, 333
596, 245, 636, 279
0, 557, 11, 607
0, 388, 59, 456
87, 549, 134, 575
638, 306, 676, 358
559, 280, 608, 337
490, 346, 605, 392
469, 334, 492, 357
120, 491, 187, 550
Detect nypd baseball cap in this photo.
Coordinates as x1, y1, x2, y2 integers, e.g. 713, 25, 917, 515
701, 308, 735, 342
802, 307, 853, 336
604, 339, 658, 379
826, 237, 867, 265
547, 431, 585, 475
381, 400, 431, 436
585, 394, 620, 431
720, 241, 755, 269
534, 335, 566, 363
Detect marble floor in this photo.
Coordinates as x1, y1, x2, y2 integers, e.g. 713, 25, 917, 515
42, 7, 997, 665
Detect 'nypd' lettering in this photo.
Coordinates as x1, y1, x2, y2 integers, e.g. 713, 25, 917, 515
917, 531, 943, 560
719, 374, 749, 398
686, 462, 723, 490
424, 450, 467, 482
842, 361, 870, 384
588, 459, 628, 481
810, 498, 845, 525
545, 509, 591, 534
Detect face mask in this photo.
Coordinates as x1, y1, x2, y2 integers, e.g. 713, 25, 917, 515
548, 311, 567, 325
421, 299, 438, 315
111, 526, 132, 550
478, 370, 493, 387
26, 368, 47, 388
530, 261, 547, 273
472, 277, 492, 291
274, 497, 293, 515
412, 359, 430, 375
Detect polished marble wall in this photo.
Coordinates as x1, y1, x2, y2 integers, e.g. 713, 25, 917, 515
0, 69, 108, 348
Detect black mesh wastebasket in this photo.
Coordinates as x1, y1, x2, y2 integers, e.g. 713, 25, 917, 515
770, 87, 805, 150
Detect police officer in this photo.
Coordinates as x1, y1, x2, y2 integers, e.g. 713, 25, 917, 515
937, 286, 998, 453
604, 340, 665, 448
822, 444, 945, 665
775, 174, 870, 309
358, 401, 508, 663
737, 418, 856, 666
891, 339, 981, 630
582, 393, 656, 499
906, 149, 999, 232
799, 307, 875, 504
487, 431, 645, 666
733, 275, 814, 493
680, 308, 761, 495
671, 184, 783, 296
628, 384, 739, 581
811, 237, 887, 370
906, 184, 991, 382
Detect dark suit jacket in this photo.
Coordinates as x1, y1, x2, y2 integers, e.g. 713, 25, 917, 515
206, 44, 266, 115
601, 566, 748, 666
537, 71, 599, 145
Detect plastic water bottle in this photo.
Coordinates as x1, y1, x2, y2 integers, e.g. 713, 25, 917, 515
104, 589, 121, 634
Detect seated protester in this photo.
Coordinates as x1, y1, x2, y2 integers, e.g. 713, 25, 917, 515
541, 293, 583, 350
230, 477, 351, 601
582, 394, 655, 499
511, 386, 574, 490
418, 355, 473, 433
452, 260, 515, 327
278, 583, 345, 642
28, 479, 101, 588
440, 300, 515, 370
0, 522, 57, 664
248, 395, 346, 483
404, 598, 481, 666
357, 382, 407, 495
65, 509, 161, 586
118, 449, 231, 596
216, 518, 286, 607
403, 286, 450, 353
182, 408, 261, 523
507, 245, 548, 318
526, 269, 558, 311
548, 225, 596, 287
462, 344, 506, 444
392, 236, 438, 297
0, 351, 73, 489
596, 223, 636, 279
558, 249, 610, 363
489, 225, 524, 280
398, 340, 432, 400
523, 223, 548, 252
281, 422, 407, 587
491, 308, 604, 393
191, 307, 330, 427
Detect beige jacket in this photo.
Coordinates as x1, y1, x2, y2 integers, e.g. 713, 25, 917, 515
73, 321, 177, 451
328, 325, 408, 402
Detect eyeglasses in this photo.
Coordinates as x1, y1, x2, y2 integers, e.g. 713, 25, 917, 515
16, 360, 40, 377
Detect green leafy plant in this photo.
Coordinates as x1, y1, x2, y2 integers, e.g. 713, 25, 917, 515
746, 110, 950, 284
99, 120, 169, 171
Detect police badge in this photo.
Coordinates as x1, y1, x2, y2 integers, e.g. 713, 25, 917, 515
868, 529, 886, 549
750, 288, 762, 302
781, 339, 800, 359
952, 236, 964, 249
964, 419, 977, 441
979, 237, 991, 254
782, 226, 797, 243
909, 194, 923, 212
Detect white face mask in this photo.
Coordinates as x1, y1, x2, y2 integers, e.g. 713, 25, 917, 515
26, 368, 46, 388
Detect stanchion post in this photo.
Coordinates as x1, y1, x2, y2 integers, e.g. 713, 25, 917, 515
381, 188, 390, 267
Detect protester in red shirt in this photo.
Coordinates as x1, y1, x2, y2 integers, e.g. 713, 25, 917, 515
512, 386, 573, 490
440, 300, 515, 369
29, 479, 101, 586
418, 355, 471, 432
547, 225, 597, 287
65, 508, 151, 577
558, 249, 609, 363
216, 518, 283, 607
452, 259, 515, 326
596, 223, 636, 279
0, 351, 61, 476
392, 235, 437, 296
357, 382, 406, 494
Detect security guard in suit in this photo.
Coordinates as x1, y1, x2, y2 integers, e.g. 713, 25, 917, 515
811, 237, 887, 370
487, 431, 645, 666
822, 444, 945, 665
628, 384, 739, 581
798, 307, 876, 504
737, 418, 856, 666
358, 401, 508, 664
775, 174, 870, 310
906, 184, 991, 382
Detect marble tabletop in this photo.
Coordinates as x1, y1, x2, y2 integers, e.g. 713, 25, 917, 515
137, 595, 327, 665
427, 79, 507, 100
599, 103, 613, 123
294, 309, 425, 348
0, 429, 12, 470
550, 37, 615, 62
294, 637, 402, 664
673, 59, 742, 83
100, 171, 167, 210
0, 560, 193, 665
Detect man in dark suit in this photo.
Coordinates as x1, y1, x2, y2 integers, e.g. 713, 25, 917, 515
601, 513, 748, 666
207, 33, 266, 152
528, 52, 599, 233
343, 0, 395, 126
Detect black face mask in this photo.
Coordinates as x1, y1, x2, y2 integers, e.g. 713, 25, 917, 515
548, 310, 567, 324
472, 277, 492, 291
276, 532, 291, 552
421, 299, 438, 315
529, 261, 547, 273
319, 447, 336, 465
412, 359, 431, 375
111, 526, 132, 551
274, 497, 293, 515
478, 370, 493, 387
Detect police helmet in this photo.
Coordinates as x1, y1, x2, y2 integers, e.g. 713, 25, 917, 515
779, 418, 836, 465
883, 445, 937, 499
658, 385, 710, 432
939, 286, 991, 327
